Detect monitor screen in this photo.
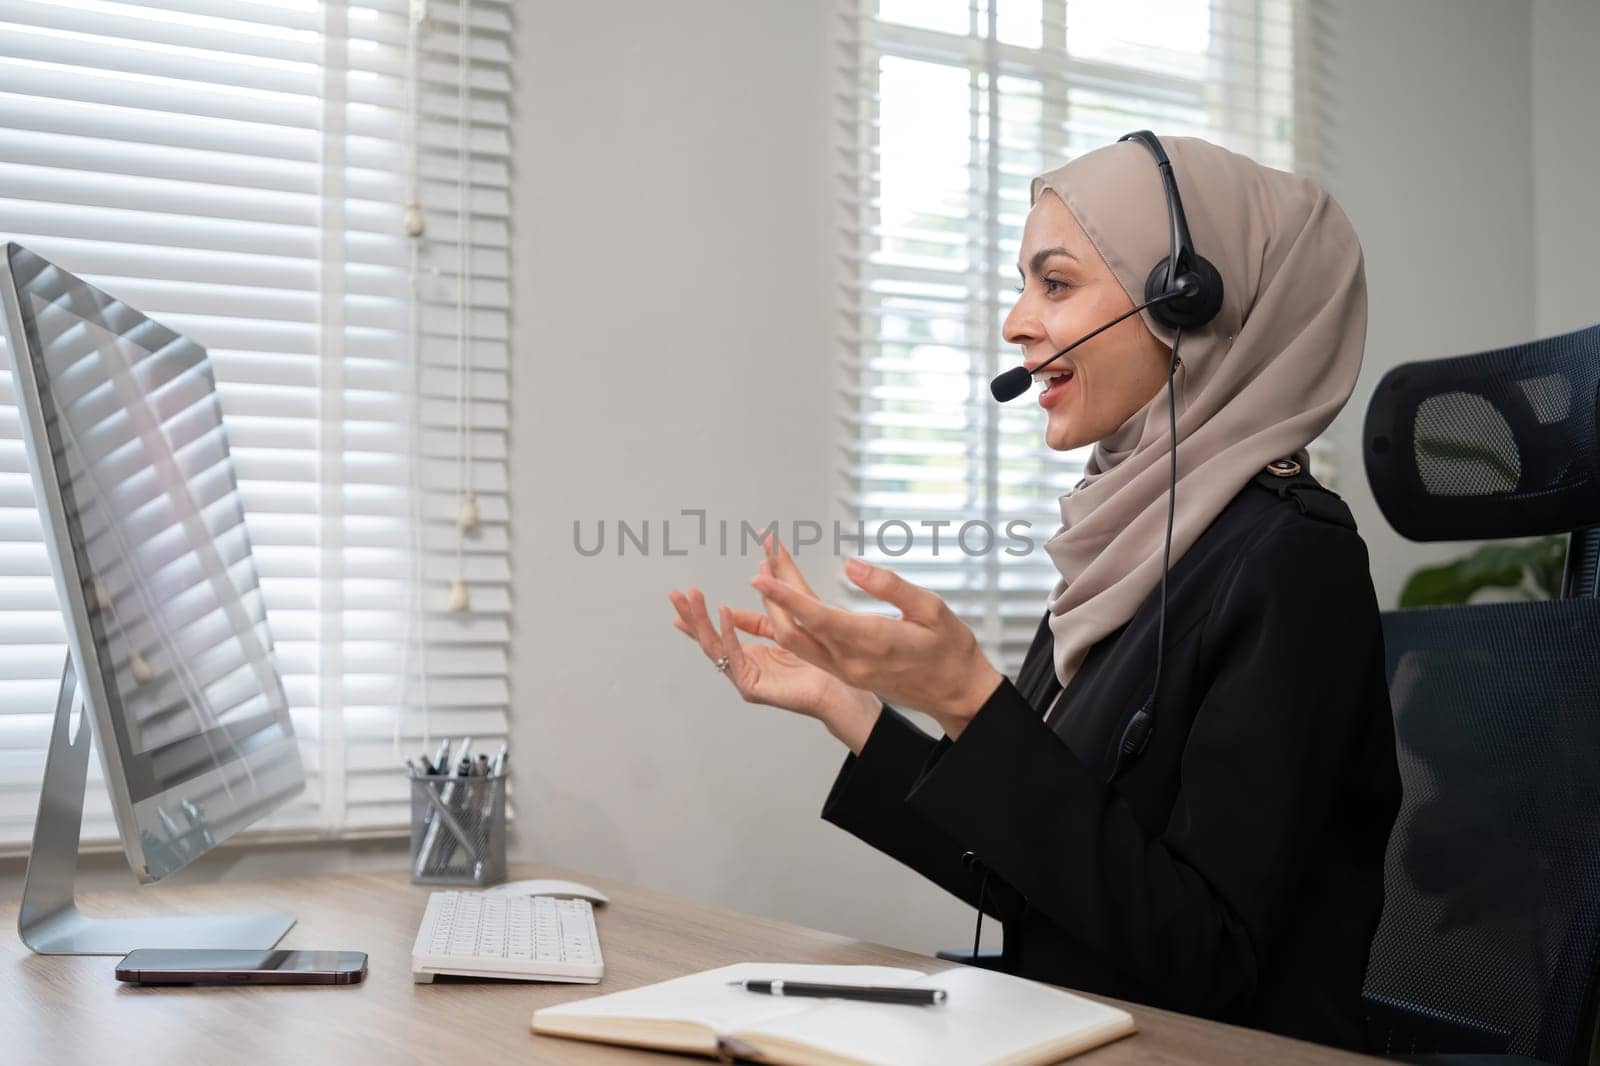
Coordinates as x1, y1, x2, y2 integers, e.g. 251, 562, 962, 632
1, 244, 303, 881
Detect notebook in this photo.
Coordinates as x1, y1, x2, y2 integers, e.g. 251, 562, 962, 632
529, 962, 1136, 1066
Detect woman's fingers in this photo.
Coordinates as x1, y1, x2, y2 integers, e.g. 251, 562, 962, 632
669, 587, 785, 663
751, 573, 837, 670
668, 587, 722, 662
764, 532, 819, 599
755, 557, 795, 631
751, 573, 896, 688
671, 574, 840, 687
668, 590, 702, 644
717, 605, 749, 689
752, 541, 850, 678
725, 606, 775, 640
844, 557, 942, 625
752, 573, 831, 632
752, 560, 819, 653
668, 590, 760, 702
687, 588, 723, 653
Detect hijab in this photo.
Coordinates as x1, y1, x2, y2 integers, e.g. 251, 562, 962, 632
1033, 136, 1367, 694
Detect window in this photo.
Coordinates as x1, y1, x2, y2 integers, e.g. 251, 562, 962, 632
0, 0, 513, 850
837, 0, 1299, 671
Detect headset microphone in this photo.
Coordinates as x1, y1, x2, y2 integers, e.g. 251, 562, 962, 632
989, 284, 1194, 403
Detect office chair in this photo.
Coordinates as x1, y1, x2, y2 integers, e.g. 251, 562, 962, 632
1360, 321, 1600, 1066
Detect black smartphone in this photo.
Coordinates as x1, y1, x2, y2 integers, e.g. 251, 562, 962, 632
114, 948, 368, 985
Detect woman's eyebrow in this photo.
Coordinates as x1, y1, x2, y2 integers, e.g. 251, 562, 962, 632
1016, 246, 1079, 278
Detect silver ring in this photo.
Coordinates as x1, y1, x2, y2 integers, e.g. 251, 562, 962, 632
713, 655, 731, 673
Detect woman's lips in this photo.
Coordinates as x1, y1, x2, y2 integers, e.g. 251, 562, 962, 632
1038, 371, 1073, 409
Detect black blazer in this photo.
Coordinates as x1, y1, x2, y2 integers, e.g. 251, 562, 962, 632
820, 467, 1402, 1052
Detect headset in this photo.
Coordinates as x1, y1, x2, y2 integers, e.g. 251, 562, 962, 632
1118, 130, 1225, 331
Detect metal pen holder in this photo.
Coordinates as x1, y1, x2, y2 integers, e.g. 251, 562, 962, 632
408, 772, 506, 886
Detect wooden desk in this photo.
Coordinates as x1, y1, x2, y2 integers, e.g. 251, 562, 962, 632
0, 864, 1373, 1064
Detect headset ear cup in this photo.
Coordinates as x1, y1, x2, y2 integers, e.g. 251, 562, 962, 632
1143, 254, 1225, 331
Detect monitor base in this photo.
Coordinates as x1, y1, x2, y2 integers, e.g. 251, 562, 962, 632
19, 911, 297, 956
18, 657, 296, 956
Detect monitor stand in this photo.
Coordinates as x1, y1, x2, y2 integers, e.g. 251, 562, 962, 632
17, 657, 296, 955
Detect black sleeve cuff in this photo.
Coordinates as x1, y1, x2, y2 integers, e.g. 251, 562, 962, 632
819, 696, 1036, 920
821, 703, 938, 831
905, 677, 1104, 872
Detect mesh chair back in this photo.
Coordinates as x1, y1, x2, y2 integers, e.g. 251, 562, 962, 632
1364, 323, 1600, 541
1362, 599, 1600, 1063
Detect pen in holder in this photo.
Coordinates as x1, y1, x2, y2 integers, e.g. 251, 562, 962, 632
408, 770, 506, 885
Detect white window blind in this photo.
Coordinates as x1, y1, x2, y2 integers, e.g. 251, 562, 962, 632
837, 0, 1301, 672
0, 0, 513, 851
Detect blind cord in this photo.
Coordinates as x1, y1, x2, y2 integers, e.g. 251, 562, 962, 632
396, 0, 429, 756
448, 0, 478, 614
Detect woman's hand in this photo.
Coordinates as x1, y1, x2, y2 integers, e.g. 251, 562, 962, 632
750, 541, 1003, 740
667, 558, 881, 752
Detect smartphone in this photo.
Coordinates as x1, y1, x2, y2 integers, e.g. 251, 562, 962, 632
114, 948, 368, 985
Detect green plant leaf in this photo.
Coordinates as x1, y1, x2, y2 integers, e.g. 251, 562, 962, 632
1399, 536, 1569, 608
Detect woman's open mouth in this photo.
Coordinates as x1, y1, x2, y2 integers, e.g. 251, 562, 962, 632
1038, 368, 1074, 409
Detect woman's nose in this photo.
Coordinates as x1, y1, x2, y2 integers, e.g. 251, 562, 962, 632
1002, 294, 1036, 347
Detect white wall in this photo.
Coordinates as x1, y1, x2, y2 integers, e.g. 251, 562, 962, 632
1532, 0, 1600, 337
506, 1, 978, 954
500, 0, 1586, 955
1315, 0, 1535, 606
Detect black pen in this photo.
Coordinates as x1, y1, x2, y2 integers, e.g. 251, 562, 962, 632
728, 980, 946, 1006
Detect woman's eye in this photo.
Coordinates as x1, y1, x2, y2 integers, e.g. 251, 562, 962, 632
1013, 279, 1069, 295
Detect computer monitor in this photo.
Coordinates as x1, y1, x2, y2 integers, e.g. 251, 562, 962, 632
1, 243, 304, 952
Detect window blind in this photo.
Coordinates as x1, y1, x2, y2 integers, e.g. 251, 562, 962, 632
0, 0, 513, 851
837, 0, 1302, 672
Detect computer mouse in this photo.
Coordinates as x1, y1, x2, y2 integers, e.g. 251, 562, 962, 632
484, 878, 610, 905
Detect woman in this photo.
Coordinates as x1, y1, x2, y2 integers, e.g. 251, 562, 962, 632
667, 135, 1400, 1051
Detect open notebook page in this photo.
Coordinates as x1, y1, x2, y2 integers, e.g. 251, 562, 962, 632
536, 962, 928, 1036
738, 966, 1137, 1066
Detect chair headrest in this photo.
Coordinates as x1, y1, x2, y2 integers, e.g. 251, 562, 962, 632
1363, 322, 1600, 541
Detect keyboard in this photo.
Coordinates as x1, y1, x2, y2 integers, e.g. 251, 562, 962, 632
411, 890, 604, 983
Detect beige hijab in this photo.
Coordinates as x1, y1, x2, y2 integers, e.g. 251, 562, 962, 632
1034, 136, 1367, 694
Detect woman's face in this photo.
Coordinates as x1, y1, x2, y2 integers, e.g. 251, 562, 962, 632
1002, 189, 1172, 452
